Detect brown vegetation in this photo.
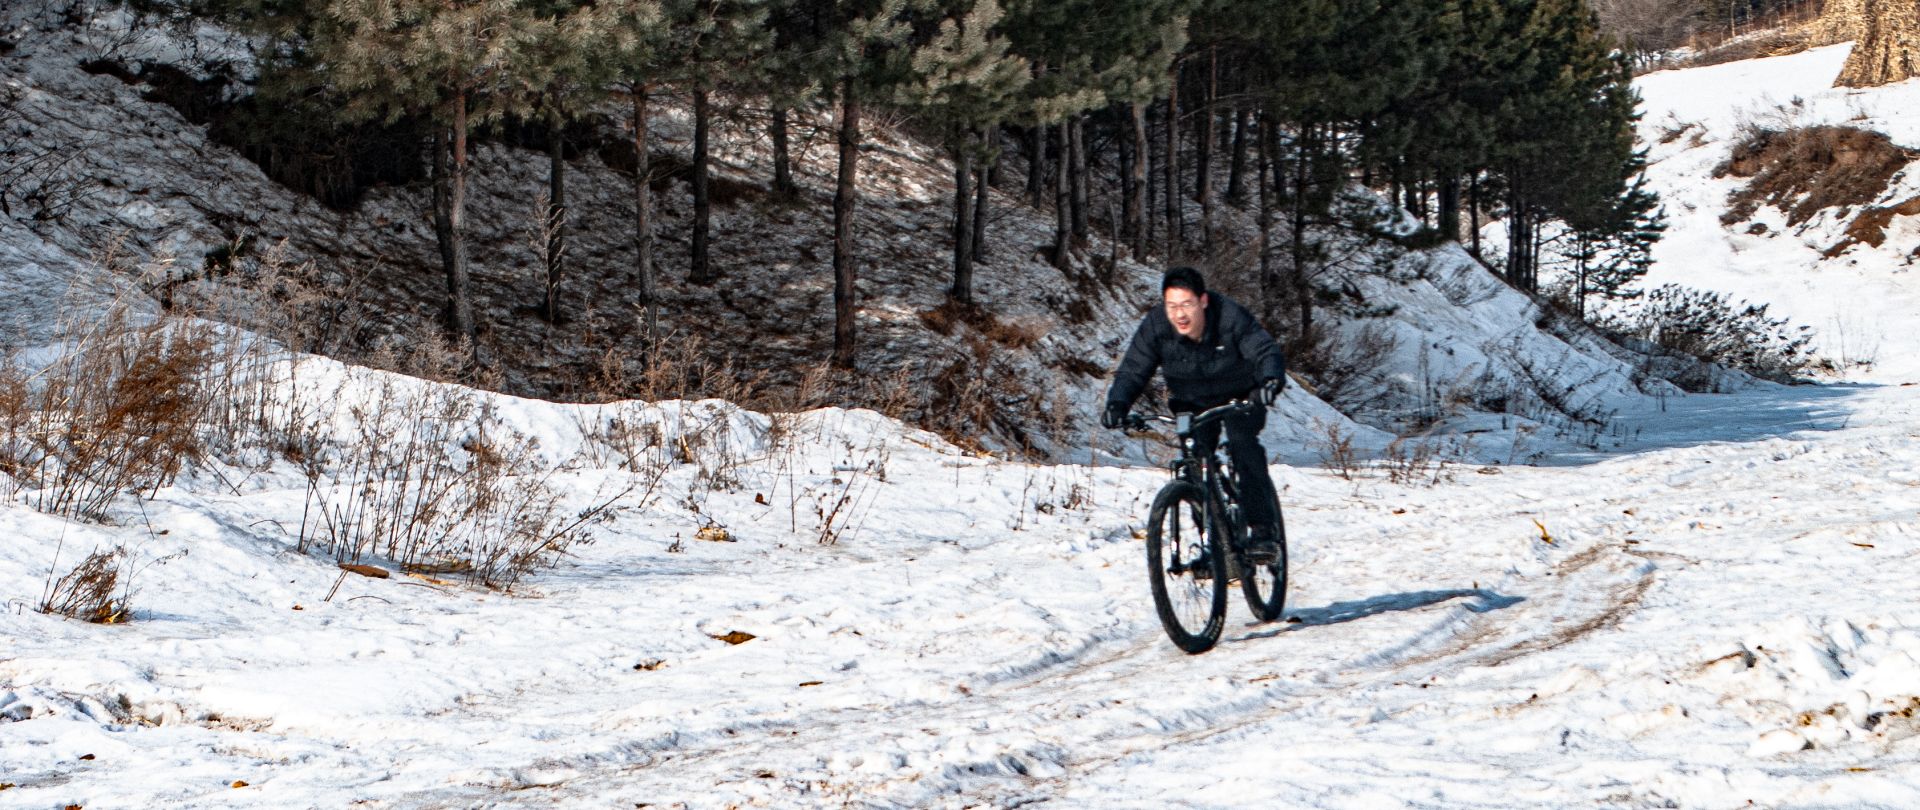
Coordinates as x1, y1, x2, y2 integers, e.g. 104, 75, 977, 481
1826, 195, 1920, 256
1717, 125, 1913, 227
39, 548, 127, 623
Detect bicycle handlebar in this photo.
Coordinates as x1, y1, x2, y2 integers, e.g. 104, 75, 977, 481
1122, 398, 1262, 435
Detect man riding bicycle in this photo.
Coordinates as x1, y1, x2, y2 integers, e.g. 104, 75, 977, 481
1102, 266, 1287, 566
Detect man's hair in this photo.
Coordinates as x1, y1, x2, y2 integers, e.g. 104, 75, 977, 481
1161, 266, 1206, 298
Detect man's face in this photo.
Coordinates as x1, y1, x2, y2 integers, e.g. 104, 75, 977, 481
1163, 287, 1207, 341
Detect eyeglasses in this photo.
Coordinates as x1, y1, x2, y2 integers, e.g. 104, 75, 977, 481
1164, 300, 1202, 313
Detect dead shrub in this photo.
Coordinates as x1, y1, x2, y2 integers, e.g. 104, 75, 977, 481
1668, 25, 1815, 71
1313, 418, 1359, 481
0, 297, 219, 522
39, 547, 127, 623
294, 378, 613, 588
1717, 125, 1913, 227
1381, 435, 1455, 487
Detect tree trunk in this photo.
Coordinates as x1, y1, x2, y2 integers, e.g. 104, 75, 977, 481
544, 106, 567, 324
1194, 50, 1212, 203
1163, 64, 1182, 262
632, 86, 657, 340
1051, 123, 1071, 270
771, 105, 796, 198
1836, 0, 1920, 87
1438, 173, 1461, 243
973, 127, 993, 262
1256, 109, 1275, 314
1226, 104, 1249, 205
1290, 121, 1314, 347
950, 127, 975, 305
445, 95, 475, 344
1469, 172, 1483, 261
1069, 115, 1089, 243
1119, 112, 1135, 244
1026, 61, 1048, 207
1505, 192, 1533, 291
1194, 53, 1216, 254
689, 88, 713, 285
832, 86, 861, 369
1026, 123, 1046, 207
431, 126, 456, 325
1128, 102, 1149, 258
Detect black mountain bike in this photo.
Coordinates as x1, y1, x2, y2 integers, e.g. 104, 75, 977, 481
1125, 400, 1287, 653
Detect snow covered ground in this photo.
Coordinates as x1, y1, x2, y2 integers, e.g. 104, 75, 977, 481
4, 364, 1918, 809
8, 19, 1920, 810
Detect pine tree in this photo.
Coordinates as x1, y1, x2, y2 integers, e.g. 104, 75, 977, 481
319, 0, 539, 348
783, 0, 918, 368
896, 0, 1029, 306
597, 0, 670, 340
1490, 0, 1645, 294
661, 0, 773, 287
512, 0, 618, 325
1002, 0, 1189, 268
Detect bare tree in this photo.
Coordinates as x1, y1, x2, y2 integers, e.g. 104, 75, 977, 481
1590, 0, 1700, 61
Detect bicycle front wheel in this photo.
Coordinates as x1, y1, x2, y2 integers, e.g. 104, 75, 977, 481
1146, 482, 1228, 653
1239, 499, 1288, 622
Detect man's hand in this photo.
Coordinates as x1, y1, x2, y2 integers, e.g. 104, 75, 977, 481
1255, 377, 1284, 407
1101, 402, 1129, 430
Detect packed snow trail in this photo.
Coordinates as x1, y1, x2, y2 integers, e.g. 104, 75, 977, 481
9, 383, 1920, 808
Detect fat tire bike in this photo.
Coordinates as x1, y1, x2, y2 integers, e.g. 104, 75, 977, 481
1126, 400, 1287, 653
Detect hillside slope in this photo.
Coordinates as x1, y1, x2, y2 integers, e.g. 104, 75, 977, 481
1, 3, 1707, 462
1634, 42, 1920, 383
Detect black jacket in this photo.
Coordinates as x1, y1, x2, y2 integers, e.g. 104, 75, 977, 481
1106, 292, 1287, 412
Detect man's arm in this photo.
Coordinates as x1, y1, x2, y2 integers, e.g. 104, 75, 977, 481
1106, 314, 1161, 413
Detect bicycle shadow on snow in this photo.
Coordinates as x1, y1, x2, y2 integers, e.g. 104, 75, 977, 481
1234, 587, 1523, 641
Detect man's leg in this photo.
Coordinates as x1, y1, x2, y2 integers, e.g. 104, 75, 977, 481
1224, 408, 1280, 561
1185, 416, 1225, 579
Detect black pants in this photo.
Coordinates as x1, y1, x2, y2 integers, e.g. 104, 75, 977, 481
1188, 406, 1279, 530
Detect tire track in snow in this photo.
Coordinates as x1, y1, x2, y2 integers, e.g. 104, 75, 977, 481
440, 528, 1658, 808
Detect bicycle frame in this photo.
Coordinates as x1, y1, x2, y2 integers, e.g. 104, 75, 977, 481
1140, 400, 1261, 552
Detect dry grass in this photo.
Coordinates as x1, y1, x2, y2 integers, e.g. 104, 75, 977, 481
1381, 435, 1456, 487
917, 298, 1045, 349
1718, 125, 1914, 227
292, 377, 618, 589
1313, 418, 1359, 481
0, 246, 621, 590
39, 547, 127, 623
0, 285, 219, 522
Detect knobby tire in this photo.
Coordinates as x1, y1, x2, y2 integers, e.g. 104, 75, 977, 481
1146, 481, 1228, 653
1238, 496, 1287, 622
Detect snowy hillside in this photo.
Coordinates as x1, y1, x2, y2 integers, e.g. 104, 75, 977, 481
1635, 42, 1920, 383
0, 3, 1718, 464
11, 7, 1920, 810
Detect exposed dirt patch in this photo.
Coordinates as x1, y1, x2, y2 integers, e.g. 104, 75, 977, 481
1717, 125, 1914, 227
918, 298, 1045, 349
1827, 195, 1920, 257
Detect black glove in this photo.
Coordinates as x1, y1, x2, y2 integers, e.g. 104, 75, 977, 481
1254, 377, 1284, 407
1101, 402, 1129, 430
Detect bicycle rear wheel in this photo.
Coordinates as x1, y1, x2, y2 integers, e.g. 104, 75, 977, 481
1239, 499, 1288, 622
1146, 482, 1228, 653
